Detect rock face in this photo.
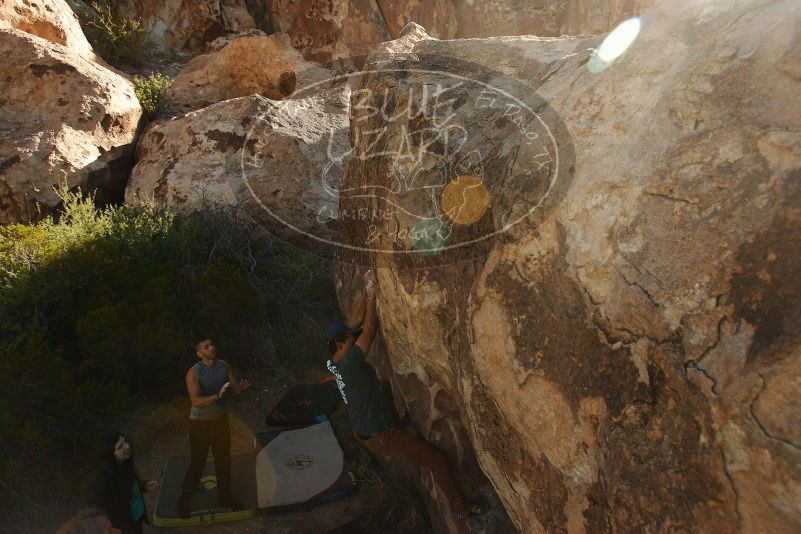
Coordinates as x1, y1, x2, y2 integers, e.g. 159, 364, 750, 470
125, 90, 350, 245
0, 27, 141, 224
264, 0, 656, 66
451, 0, 656, 38
0, 0, 99, 62
376, 0, 456, 40
266, 0, 390, 64
116, 0, 255, 56
332, 1, 801, 532
167, 30, 333, 111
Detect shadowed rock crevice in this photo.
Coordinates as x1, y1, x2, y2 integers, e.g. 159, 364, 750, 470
729, 169, 801, 364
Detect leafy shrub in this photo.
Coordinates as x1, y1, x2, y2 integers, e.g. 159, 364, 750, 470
0, 186, 340, 512
133, 72, 172, 118
74, 0, 152, 67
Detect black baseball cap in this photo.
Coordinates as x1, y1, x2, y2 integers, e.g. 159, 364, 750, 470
325, 322, 362, 341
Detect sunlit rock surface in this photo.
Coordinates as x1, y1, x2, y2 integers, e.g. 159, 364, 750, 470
167, 30, 333, 112
97, 0, 656, 67
0, 0, 100, 62
266, 0, 390, 65
452, 0, 656, 38
0, 27, 141, 224
265, 0, 654, 67
125, 90, 350, 244
334, 0, 801, 532
116, 0, 255, 56
376, 0, 456, 40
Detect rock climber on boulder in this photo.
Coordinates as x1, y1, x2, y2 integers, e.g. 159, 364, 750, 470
325, 270, 486, 525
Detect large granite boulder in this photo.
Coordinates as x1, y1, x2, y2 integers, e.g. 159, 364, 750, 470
167, 30, 333, 112
0, 28, 142, 224
0, 0, 100, 62
332, 0, 801, 532
125, 89, 350, 245
116, 0, 255, 56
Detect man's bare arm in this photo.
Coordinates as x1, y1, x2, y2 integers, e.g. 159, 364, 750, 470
226, 363, 252, 394
355, 291, 378, 356
347, 288, 367, 328
186, 368, 218, 407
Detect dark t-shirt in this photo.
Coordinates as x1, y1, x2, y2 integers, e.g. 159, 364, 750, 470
327, 345, 393, 438
86, 463, 148, 533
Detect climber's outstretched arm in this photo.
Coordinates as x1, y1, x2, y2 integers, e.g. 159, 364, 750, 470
347, 287, 367, 329
355, 275, 378, 356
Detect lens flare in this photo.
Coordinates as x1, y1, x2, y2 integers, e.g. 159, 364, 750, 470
588, 17, 642, 73
440, 175, 491, 225
411, 219, 449, 256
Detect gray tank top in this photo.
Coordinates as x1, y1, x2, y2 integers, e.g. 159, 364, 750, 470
189, 359, 228, 421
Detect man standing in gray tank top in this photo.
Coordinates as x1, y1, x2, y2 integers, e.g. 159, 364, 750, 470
177, 339, 252, 519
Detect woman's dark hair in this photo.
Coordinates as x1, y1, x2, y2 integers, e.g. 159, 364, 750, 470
95, 431, 137, 498
95, 431, 128, 460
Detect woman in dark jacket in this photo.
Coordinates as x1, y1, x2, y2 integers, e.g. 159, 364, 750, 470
86, 432, 159, 534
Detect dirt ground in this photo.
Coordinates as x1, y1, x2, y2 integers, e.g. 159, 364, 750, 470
129, 367, 428, 534
7, 366, 429, 534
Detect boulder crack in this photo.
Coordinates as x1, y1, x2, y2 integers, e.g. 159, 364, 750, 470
644, 190, 698, 205
750, 373, 801, 451
719, 445, 743, 524
683, 316, 726, 395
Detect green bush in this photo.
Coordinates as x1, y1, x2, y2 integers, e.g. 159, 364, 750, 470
74, 0, 152, 67
0, 186, 340, 511
134, 72, 172, 118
